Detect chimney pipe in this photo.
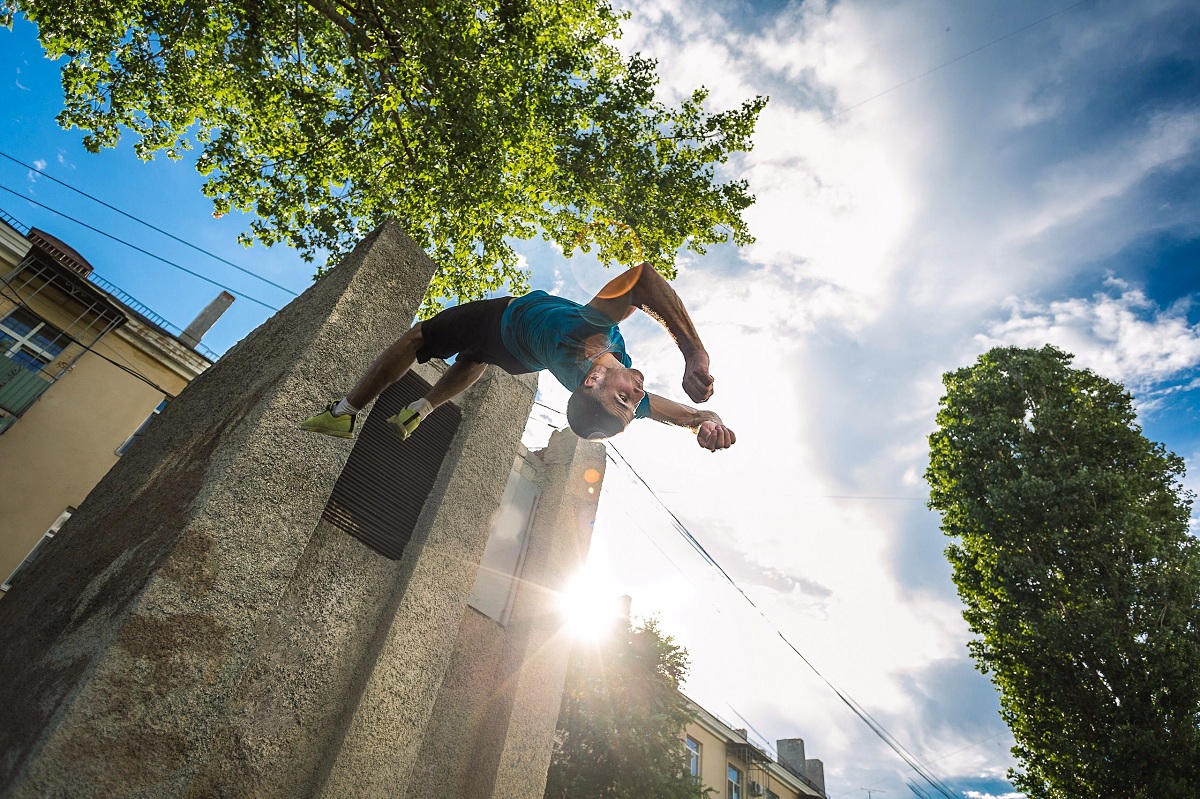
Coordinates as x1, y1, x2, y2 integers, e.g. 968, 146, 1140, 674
181, 291, 235, 348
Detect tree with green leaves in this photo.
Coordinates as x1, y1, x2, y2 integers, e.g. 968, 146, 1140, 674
5, 0, 765, 311
544, 617, 707, 799
926, 344, 1200, 799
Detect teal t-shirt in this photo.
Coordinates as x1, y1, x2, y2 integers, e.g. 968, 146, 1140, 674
501, 291, 652, 418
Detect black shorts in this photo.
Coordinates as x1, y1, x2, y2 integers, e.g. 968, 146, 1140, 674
415, 296, 533, 375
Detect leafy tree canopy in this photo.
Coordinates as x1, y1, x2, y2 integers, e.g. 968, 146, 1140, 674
545, 617, 707, 799
5, 0, 765, 311
926, 345, 1200, 799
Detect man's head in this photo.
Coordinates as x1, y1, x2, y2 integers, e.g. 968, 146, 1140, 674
566, 364, 646, 440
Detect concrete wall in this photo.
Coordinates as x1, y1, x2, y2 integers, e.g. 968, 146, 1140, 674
0, 222, 539, 798
407, 431, 606, 799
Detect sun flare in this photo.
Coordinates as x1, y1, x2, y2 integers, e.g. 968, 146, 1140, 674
557, 572, 625, 641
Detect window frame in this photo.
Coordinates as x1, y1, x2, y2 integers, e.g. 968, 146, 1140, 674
728, 763, 743, 799
116, 399, 168, 456
0, 306, 68, 373
686, 736, 702, 781
2, 508, 73, 592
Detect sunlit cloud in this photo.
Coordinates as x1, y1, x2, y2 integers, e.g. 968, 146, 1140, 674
978, 278, 1200, 392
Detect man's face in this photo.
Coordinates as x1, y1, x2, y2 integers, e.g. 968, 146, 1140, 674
595, 367, 645, 424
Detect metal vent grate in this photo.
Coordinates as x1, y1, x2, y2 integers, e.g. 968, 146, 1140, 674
322, 372, 462, 559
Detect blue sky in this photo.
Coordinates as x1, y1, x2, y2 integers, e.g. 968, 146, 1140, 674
5, 1, 1200, 797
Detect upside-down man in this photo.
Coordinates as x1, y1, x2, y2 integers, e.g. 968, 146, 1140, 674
301, 262, 736, 452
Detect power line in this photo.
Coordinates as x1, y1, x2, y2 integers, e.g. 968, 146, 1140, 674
532, 400, 961, 797
1, 150, 299, 298
627, 437, 959, 795
0, 184, 281, 311
822, 0, 1093, 124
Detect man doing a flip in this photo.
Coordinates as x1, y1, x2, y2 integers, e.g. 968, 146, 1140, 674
301, 262, 736, 452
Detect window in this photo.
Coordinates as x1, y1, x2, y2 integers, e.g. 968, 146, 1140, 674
728, 764, 742, 799
2, 508, 72, 591
686, 737, 702, 780
0, 306, 67, 373
766, 790, 779, 799
116, 399, 168, 456
467, 462, 540, 625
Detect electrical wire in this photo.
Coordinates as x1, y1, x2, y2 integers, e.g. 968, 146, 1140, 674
822, 0, 1093, 124
0, 184, 281, 311
0, 150, 299, 298
532, 398, 962, 797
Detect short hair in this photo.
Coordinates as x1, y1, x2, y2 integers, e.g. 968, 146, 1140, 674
566, 387, 628, 440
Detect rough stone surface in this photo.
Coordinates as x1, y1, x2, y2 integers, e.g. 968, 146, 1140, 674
0, 223, 451, 798
0, 219, 592, 799
315, 369, 537, 798
474, 432, 606, 799
777, 738, 807, 775
404, 430, 606, 799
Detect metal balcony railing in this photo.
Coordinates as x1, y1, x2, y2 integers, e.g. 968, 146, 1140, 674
85, 273, 219, 361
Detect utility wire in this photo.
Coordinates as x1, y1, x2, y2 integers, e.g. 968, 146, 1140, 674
1, 150, 299, 298
0, 184, 280, 311
531, 400, 961, 797
822, 0, 1093, 124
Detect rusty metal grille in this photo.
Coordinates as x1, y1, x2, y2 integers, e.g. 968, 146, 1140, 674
322, 372, 462, 559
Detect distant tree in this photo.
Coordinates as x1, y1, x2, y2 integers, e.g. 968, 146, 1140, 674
5, 0, 765, 311
926, 344, 1200, 799
544, 617, 707, 799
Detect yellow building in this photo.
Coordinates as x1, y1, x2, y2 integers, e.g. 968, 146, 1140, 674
0, 210, 223, 595
684, 696, 827, 799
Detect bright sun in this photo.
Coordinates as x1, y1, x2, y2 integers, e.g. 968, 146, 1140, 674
557, 571, 624, 641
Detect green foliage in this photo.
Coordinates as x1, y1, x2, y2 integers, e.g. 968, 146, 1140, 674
544, 618, 708, 799
926, 345, 1200, 799
12, 0, 765, 312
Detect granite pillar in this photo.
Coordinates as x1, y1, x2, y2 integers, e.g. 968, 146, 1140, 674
0, 222, 534, 798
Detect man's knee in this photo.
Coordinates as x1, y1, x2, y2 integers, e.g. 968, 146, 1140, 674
397, 322, 424, 353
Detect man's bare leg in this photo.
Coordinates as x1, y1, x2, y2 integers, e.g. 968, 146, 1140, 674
303, 323, 488, 441
346, 323, 424, 409
426, 360, 488, 409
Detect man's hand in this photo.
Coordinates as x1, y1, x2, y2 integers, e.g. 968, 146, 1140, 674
647, 393, 735, 452
683, 352, 714, 403
697, 419, 736, 452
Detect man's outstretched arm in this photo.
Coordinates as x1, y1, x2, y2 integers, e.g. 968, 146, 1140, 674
587, 263, 714, 403
647, 393, 736, 451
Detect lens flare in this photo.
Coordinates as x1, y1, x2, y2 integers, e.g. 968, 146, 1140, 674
557, 572, 622, 641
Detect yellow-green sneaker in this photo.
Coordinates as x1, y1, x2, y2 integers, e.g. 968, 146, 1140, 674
386, 407, 422, 441
300, 402, 357, 439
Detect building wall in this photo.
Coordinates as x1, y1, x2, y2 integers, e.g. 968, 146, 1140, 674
684, 707, 825, 799
0, 288, 206, 590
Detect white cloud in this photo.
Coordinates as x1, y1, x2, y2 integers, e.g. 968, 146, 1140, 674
25, 159, 47, 186
978, 279, 1200, 392
1010, 111, 1200, 247
522, 0, 1200, 795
